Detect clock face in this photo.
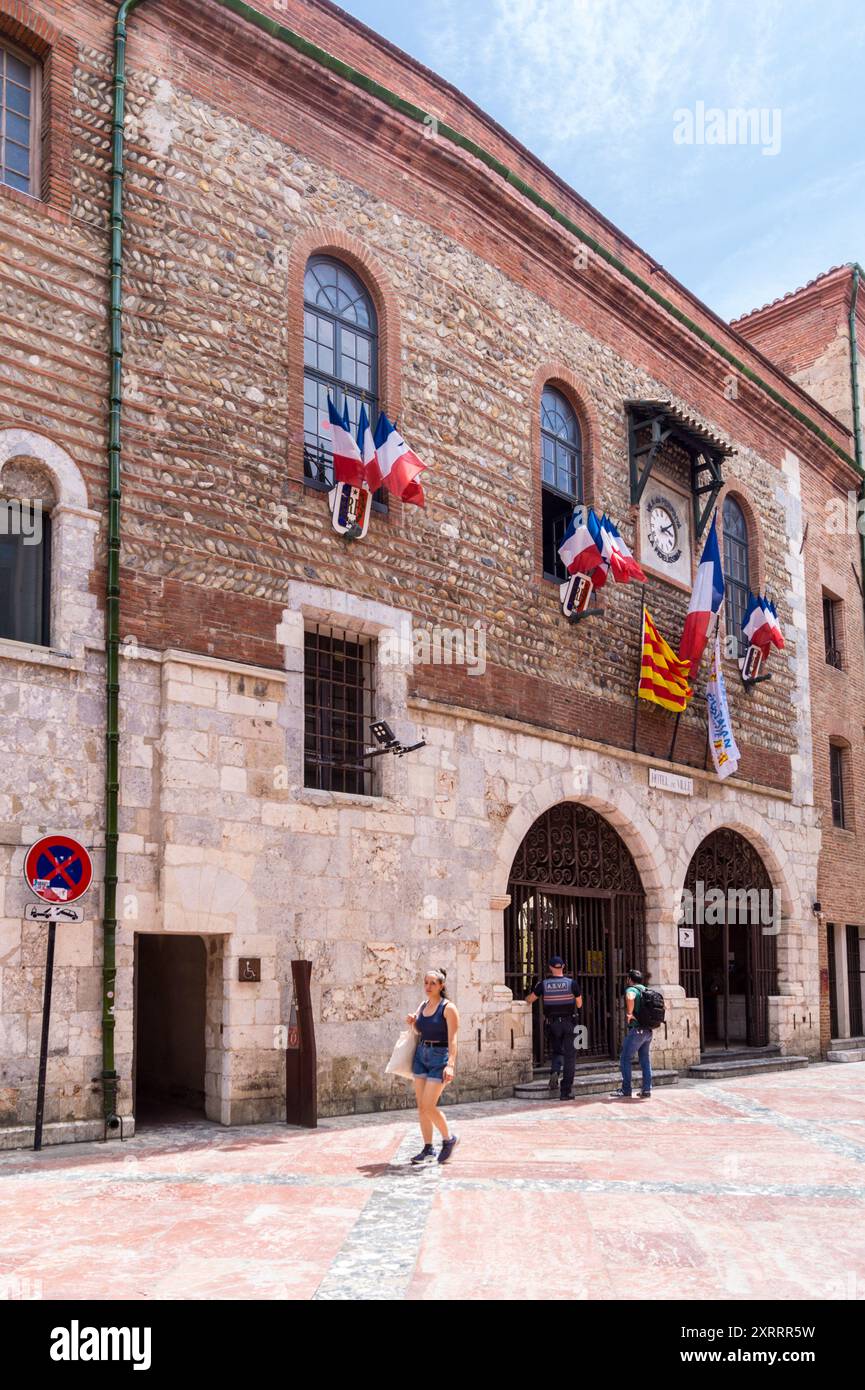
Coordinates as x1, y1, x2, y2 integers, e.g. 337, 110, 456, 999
647, 498, 682, 563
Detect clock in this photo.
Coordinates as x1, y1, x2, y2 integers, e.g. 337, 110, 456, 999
638, 480, 693, 586
647, 497, 683, 564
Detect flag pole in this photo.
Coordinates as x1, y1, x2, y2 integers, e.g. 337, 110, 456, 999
631, 588, 646, 752
667, 711, 681, 763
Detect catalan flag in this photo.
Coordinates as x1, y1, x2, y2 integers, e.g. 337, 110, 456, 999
638, 606, 693, 713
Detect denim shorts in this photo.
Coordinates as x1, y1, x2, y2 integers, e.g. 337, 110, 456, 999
412, 1042, 449, 1081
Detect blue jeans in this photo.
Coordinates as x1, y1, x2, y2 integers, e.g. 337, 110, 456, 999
619, 1026, 652, 1096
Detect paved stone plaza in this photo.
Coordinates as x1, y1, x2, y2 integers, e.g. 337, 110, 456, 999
2, 1063, 863, 1302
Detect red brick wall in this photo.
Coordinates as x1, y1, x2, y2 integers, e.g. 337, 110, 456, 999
1, 0, 859, 795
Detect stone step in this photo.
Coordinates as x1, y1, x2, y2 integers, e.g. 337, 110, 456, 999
687, 1055, 808, 1079
830, 1036, 865, 1049
699, 1045, 782, 1063
515, 1068, 679, 1100
533, 1059, 641, 1079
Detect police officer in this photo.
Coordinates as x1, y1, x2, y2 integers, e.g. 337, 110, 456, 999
526, 956, 583, 1100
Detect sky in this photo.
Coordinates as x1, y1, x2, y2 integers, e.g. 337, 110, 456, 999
336, 0, 865, 321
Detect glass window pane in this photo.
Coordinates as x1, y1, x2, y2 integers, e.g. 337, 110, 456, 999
6, 54, 32, 86
5, 80, 31, 116
356, 336, 369, 363
6, 111, 30, 146
318, 318, 333, 347
317, 346, 333, 375
303, 337, 317, 368
5, 141, 30, 176
2, 169, 29, 192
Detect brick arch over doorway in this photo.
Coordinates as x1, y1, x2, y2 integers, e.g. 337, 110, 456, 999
503, 801, 647, 1062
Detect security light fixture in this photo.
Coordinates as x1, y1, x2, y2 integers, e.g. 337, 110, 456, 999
363, 720, 426, 759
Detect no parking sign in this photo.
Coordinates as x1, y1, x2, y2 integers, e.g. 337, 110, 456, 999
23, 834, 94, 1153
24, 834, 93, 905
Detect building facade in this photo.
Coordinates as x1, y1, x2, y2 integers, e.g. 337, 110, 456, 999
0, 0, 861, 1145
736, 268, 865, 1051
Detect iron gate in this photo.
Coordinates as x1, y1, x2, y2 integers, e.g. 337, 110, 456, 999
679, 828, 777, 1049
505, 804, 646, 1062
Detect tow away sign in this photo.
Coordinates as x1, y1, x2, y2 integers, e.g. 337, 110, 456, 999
23, 835, 93, 904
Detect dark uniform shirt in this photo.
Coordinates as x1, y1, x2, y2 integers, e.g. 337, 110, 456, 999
532, 976, 580, 1017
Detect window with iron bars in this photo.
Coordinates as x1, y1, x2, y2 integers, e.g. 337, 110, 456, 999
830, 742, 847, 829
823, 593, 843, 669
303, 624, 377, 796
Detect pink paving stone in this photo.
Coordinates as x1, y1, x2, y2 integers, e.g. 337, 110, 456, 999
408, 1189, 617, 1302
1, 1065, 863, 1300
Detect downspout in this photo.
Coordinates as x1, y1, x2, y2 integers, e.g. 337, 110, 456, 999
848, 264, 865, 637
102, 0, 149, 1131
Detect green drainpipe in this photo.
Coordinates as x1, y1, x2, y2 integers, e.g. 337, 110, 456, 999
848, 264, 865, 637
105, 0, 861, 1124
101, 0, 149, 1132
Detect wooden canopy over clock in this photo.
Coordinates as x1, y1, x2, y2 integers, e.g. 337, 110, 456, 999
626, 400, 731, 541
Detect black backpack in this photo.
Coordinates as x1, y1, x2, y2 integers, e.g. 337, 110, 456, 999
635, 985, 666, 1030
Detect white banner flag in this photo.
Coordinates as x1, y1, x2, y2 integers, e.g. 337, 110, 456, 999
706, 634, 740, 779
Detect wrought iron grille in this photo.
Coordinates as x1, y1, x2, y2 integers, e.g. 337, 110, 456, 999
830, 743, 846, 828
505, 804, 646, 1061
679, 828, 777, 1049
827, 923, 839, 1040
303, 624, 376, 795
823, 594, 843, 669
847, 925, 864, 1038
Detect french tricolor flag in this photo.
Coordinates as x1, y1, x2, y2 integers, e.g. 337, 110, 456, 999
742, 593, 785, 657
357, 402, 377, 485
370, 411, 427, 506
679, 515, 725, 672
324, 396, 365, 489
558, 508, 603, 576
598, 514, 647, 585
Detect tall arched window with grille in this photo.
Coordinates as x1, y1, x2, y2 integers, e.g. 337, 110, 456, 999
540, 386, 582, 580
723, 495, 750, 653
303, 256, 379, 494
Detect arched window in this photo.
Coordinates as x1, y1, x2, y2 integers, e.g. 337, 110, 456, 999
723, 495, 750, 653
540, 386, 582, 580
0, 463, 53, 646
303, 256, 378, 491
1, 40, 40, 195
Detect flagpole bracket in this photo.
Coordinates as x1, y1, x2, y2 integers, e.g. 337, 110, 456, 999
566, 607, 605, 625
741, 672, 772, 689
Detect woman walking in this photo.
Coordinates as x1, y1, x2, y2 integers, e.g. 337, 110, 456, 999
407, 968, 460, 1164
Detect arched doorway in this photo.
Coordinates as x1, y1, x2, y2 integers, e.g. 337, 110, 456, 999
505, 803, 646, 1061
679, 829, 778, 1050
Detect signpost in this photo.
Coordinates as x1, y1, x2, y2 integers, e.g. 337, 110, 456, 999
23, 835, 93, 1151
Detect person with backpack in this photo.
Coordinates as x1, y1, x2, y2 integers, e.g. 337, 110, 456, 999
525, 955, 583, 1100
609, 968, 662, 1100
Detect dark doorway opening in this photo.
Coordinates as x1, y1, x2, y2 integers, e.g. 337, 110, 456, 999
679, 829, 778, 1051
505, 803, 646, 1062
134, 934, 207, 1125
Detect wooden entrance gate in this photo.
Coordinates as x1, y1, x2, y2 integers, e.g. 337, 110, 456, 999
504, 804, 646, 1062
678, 828, 778, 1049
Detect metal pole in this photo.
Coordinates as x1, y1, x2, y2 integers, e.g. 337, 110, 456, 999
631, 588, 646, 752
667, 713, 681, 763
34, 921, 57, 1152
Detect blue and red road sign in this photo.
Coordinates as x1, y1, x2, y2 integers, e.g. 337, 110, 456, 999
23, 835, 93, 904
